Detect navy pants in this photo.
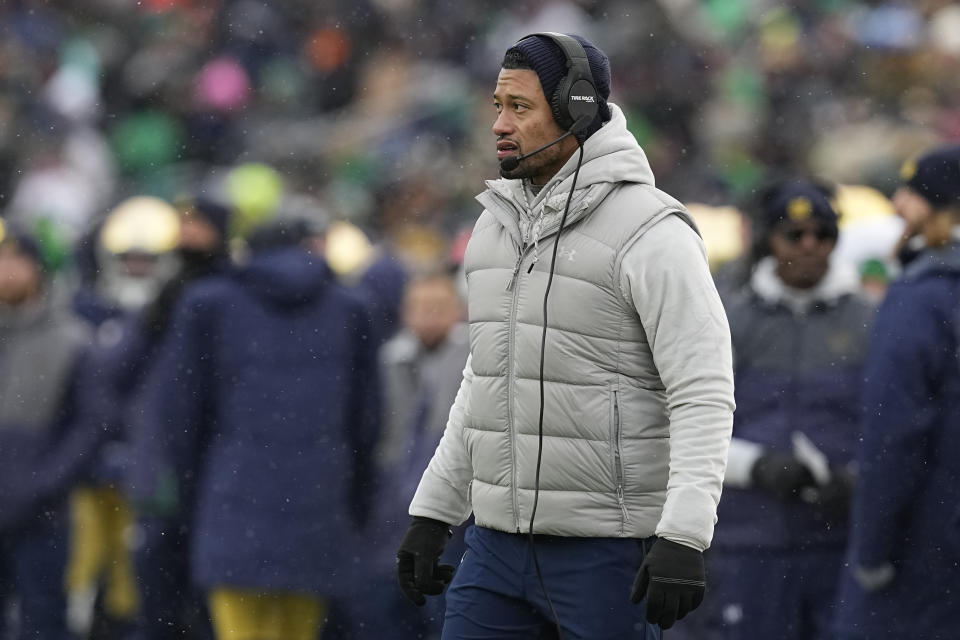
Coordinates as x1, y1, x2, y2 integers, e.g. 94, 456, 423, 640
442, 525, 661, 639
130, 517, 212, 640
0, 513, 73, 640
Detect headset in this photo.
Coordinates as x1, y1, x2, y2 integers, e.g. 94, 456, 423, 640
505, 32, 599, 640
541, 32, 600, 135
499, 32, 599, 172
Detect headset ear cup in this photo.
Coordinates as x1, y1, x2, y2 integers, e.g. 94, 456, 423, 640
550, 80, 573, 131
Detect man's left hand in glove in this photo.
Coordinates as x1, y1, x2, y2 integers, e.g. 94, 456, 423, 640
630, 538, 706, 629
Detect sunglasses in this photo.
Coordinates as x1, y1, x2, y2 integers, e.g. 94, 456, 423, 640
778, 226, 837, 244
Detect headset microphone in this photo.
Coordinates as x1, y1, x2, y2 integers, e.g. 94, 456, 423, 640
499, 115, 593, 172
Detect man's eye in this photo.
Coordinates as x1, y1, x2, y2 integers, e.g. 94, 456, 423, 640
514, 103, 528, 112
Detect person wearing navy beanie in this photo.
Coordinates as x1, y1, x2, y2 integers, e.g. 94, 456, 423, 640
397, 32, 735, 639
891, 143, 960, 265
711, 178, 875, 640
832, 145, 960, 638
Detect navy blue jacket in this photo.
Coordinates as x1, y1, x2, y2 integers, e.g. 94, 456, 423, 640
715, 265, 874, 550
835, 243, 960, 638
134, 247, 381, 594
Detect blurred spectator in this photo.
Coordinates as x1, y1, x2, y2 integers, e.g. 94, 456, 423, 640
64, 196, 183, 638
376, 271, 469, 472
712, 180, 875, 640
132, 211, 380, 640
0, 221, 102, 639
340, 271, 469, 639
833, 144, 960, 639
890, 144, 960, 267
116, 194, 233, 640
71, 196, 182, 328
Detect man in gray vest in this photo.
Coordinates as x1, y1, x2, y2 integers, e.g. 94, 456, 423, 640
396, 33, 735, 638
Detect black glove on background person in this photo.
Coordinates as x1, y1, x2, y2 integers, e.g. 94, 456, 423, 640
630, 538, 705, 629
808, 465, 856, 523
751, 452, 816, 501
397, 516, 456, 606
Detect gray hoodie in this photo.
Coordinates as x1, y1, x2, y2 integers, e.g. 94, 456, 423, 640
410, 104, 734, 550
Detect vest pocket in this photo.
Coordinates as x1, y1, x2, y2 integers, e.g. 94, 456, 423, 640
610, 388, 629, 528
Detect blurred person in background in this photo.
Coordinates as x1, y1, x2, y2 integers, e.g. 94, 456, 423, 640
107, 194, 233, 640
397, 33, 734, 638
133, 203, 380, 640
0, 220, 104, 640
62, 196, 182, 638
711, 180, 875, 640
339, 270, 470, 639
376, 271, 470, 475
890, 145, 960, 267
834, 144, 960, 639
70, 197, 183, 329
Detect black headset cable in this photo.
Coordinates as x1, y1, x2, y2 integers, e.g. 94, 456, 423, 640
528, 142, 586, 640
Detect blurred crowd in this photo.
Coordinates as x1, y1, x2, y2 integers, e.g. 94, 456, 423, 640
2, 0, 960, 639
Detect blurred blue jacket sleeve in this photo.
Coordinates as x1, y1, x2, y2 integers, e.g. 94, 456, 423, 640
848, 284, 943, 568
128, 293, 213, 515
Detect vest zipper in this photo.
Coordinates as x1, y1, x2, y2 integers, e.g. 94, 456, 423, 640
507, 247, 524, 532
506, 248, 525, 292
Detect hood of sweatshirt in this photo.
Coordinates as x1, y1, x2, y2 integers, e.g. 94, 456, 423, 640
238, 247, 332, 309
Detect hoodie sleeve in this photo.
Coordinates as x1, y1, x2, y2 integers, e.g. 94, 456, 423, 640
620, 213, 735, 551
408, 354, 475, 526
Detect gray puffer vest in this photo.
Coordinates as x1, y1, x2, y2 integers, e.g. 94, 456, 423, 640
463, 168, 696, 538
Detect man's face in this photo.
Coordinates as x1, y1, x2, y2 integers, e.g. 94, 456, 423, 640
769, 219, 837, 289
179, 214, 222, 253
493, 68, 577, 185
892, 186, 933, 232
0, 245, 41, 306
403, 277, 463, 351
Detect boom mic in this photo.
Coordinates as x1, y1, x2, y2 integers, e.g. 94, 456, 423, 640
499, 115, 592, 172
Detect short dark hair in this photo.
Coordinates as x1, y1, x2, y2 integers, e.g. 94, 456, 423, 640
501, 49, 532, 71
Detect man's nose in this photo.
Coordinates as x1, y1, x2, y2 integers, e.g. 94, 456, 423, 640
493, 111, 513, 136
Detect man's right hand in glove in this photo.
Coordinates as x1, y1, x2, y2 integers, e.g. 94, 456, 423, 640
751, 452, 816, 501
397, 516, 456, 606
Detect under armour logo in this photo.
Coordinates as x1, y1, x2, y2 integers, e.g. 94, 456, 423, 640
558, 246, 577, 262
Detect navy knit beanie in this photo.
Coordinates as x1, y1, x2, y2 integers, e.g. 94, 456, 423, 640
505, 33, 612, 138
901, 144, 960, 208
762, 180, 839, 231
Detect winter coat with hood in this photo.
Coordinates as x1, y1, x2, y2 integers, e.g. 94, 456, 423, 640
715, 256, 875, 550
409, 104, 735, 551
134, 245, 381, 594
834, 241, 960, 639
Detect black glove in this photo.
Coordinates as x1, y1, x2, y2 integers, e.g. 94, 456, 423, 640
396, 516, 456, 606
751, 453, 816, 501
807, 466, 856, 523
630, 538, 705, 630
